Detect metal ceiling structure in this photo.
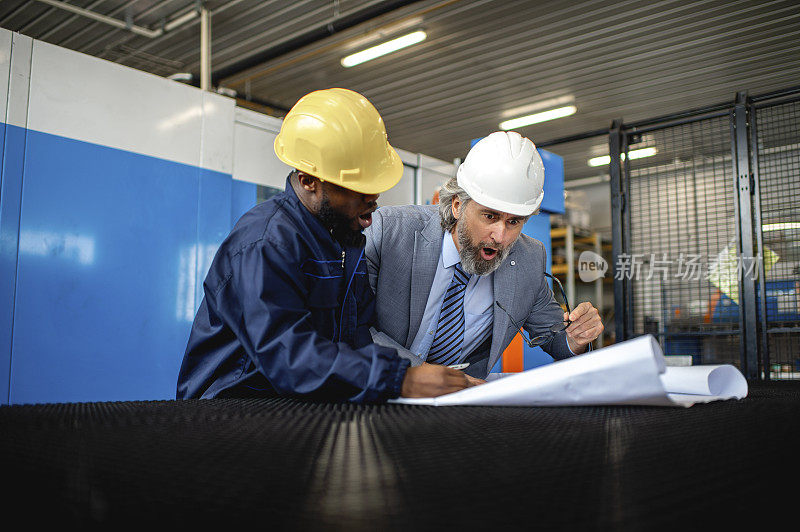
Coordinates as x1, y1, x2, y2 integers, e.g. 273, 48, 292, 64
2, 0, 800, 183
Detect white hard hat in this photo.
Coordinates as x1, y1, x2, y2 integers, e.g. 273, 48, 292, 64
456, 131, 545, 216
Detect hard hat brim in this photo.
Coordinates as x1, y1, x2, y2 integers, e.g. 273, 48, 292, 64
276, 141, 404, 196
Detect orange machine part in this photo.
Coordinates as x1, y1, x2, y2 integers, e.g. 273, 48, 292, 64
501, 332, 524, 373
705, 289, 722, 323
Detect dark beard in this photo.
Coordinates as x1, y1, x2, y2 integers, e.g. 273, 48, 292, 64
317, 195, 366, 248
456, 221, 510, 276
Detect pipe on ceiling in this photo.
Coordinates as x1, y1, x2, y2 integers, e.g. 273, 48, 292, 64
33, 0, 198, 39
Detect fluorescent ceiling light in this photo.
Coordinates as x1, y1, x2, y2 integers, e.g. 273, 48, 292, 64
499, 106, 577, 130
762, 222, 800, 231
587, 155, 612, 167
629, 147, 657, 159
588, 147, 658, 167
341, 30, 426, 67
501, 95, 575, 118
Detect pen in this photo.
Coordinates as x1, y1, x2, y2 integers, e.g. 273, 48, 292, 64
448, 363, 470, 370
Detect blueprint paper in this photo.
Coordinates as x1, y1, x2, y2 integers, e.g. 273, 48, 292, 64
661, 365, 748, 405
390, 335, 748, 407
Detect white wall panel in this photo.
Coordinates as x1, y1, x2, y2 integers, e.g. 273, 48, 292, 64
200, 91, 235, 174
390, 148, 454, 205
419, 154, 455, 176
5, 31, 31, 130
379, 164, 415, 206
233, 107, 291, 187
0, 29, 12, 124
419, 155, 455, 205
27, 40, 205, 169
395, 147, 419, 166
420, 167, 452, 205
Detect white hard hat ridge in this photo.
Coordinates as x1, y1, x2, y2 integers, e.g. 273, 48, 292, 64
456, 131, 545, 216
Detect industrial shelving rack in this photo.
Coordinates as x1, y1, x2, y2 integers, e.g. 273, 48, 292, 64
550, 225, 607, 349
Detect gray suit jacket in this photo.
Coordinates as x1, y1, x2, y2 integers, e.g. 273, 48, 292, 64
365, 205, 573, 378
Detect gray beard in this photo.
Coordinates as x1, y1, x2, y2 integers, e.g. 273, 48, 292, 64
455, 222, 511, 276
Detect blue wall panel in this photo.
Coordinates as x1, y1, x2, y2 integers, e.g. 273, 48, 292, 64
195, 169, 235, 315
231, 179, 257, 228
193, 176, 256, 317
0, 123, 25, 403
9, 130, 207, 403
539, 149, 565, 214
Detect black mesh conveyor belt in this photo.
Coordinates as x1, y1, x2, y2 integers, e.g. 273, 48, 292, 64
1, 381, 799, 530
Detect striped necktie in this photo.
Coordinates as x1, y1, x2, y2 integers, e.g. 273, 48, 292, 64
427, 262, 471, 366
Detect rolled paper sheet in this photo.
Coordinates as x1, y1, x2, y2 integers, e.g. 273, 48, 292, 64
391, 335, 748, 407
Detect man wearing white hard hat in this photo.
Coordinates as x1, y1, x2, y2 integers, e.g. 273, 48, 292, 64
365, 131, 603, 379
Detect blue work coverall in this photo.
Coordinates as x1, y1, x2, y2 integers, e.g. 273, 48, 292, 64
176, 178, 410, 402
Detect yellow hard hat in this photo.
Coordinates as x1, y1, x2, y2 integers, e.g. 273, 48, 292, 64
274, 88, 403, 195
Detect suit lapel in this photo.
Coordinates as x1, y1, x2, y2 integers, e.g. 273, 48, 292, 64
406, 213, 443, 346
488, 248, 518, 371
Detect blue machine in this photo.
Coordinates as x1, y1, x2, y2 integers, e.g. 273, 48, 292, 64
712, 281, 800, 323
0, 30, 260, 404
0, 125, 258, 405
663, 280, 799, 364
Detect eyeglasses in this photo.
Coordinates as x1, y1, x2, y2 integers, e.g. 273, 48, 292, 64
495, 272, 571, 348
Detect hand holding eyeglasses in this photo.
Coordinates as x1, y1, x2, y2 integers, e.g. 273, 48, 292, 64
495, 272, 603, 354
564, 301, 604, 353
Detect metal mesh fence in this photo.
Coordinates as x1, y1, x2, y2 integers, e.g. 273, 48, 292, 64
539, 87, 800, 378
624, 115, 742, 366
753, 98, 800, 379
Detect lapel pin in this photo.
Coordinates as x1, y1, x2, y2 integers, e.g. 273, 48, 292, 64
511, 260, 516, 266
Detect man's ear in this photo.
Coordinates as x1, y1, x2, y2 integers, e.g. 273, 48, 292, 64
451, 196, 461, 220
297, 172, 319, 192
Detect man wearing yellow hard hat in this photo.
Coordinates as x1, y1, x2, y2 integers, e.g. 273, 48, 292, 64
177, 88, 474, 401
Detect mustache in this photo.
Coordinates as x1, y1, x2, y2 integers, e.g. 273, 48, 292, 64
479, 240, 503, 250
